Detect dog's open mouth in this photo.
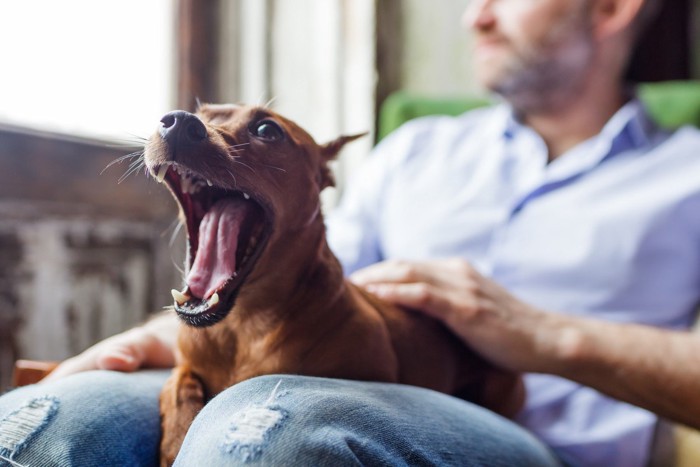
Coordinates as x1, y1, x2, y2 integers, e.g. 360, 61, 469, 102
153, 162, 271, 327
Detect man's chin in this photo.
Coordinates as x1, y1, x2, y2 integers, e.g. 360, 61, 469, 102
475, 69, 517, 98
474, 53, 526, 93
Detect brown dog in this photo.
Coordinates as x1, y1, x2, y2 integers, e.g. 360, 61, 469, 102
143, 104, 524, 465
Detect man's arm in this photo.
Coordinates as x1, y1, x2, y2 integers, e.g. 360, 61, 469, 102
351, 258, 700, 429
42, 312, 178, 382
551, 317, 700, 429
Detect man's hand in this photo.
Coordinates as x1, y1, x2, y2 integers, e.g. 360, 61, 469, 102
352, 258, 700, 429
350, 258, 569, 373
42, 313, 178, 383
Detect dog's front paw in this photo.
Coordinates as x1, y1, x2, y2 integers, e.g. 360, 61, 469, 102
159, 367, 206, 466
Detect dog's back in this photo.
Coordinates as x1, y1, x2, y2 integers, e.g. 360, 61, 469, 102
351, 284, 524, 415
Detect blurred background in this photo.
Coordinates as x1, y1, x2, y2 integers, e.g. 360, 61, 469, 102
0, 0, 698, 391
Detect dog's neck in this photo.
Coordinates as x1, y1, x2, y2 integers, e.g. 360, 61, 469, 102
227, 214, 349, 333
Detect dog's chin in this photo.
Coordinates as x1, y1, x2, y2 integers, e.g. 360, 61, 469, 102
174, 289, 238, 327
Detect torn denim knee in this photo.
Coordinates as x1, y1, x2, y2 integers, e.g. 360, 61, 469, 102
0, 396, 59, 466
220, 381, 288, 462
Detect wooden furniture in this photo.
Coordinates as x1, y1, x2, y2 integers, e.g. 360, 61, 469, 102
12, 360, 59, 387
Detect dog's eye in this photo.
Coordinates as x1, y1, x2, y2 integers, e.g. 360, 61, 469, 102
251, 120, 284, 141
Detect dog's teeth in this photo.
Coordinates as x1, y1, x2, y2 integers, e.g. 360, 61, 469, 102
208, 293, 220, 307
206, 179, 213, 187
156, 165, 168, 183
243, 193, 250, 200
171, 289, 190, 305
181, 177, 190, 193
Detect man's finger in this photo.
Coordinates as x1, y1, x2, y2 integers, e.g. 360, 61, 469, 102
351, 260, 431, 286
97, 350, 140, 372
365, 283, 451, 321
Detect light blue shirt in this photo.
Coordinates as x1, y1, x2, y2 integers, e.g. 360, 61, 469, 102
326, 100, 700, 467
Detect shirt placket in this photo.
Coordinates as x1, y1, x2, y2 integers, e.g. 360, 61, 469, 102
480, 129, 547, 277
486, 128, 616, 282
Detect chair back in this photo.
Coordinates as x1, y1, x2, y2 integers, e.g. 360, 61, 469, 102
378, 80, 700, 140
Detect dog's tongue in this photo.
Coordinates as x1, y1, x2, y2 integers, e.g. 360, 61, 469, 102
186, 198, 250, 299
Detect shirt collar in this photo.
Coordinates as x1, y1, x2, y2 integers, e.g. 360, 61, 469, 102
495, 98, 658, 182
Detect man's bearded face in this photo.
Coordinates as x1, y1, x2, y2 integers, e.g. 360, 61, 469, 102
464, 0, 595, 112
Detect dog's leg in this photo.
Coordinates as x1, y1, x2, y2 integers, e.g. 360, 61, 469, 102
473, 368, 526, 418
159, 366, 206, 467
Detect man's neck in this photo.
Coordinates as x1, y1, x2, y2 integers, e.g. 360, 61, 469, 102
520, 82, 627, 162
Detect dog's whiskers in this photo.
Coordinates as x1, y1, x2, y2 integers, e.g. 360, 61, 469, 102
228, 143, 250, 152
103, 134, 148, 149
161, 218, 185, 248
101, 150, 144, 174
102, 150, 148, 184
118, 158, 147, 184
263, 164, 287, 173
232, 159, 257, 174
123, 132, 149, 143
169, 220, 184, 248
161, 217, 187, 277
226, 169, 238, 189
172, 253, 185, 277
262, 96, 278, 109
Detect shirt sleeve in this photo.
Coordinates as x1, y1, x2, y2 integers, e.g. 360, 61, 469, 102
326, 120, 427, 274
325, 147, 388, 274
326, 116, 447, 274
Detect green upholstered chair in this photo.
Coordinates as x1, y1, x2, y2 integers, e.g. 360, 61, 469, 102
378, 80, 700, 141
377, 80, 700, 467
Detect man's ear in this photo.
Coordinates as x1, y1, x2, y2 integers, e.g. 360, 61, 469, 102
318, 132, 367, 190
591, 0, 644, 40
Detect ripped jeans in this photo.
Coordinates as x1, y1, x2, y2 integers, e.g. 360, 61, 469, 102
0, 371, 561, 467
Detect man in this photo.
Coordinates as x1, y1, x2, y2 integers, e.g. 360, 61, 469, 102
2, 0, 699, 465
327, 0, 700, 464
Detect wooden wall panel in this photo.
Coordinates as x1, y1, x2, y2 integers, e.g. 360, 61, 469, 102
0, 125, 182, 391
268, 0, 375, 206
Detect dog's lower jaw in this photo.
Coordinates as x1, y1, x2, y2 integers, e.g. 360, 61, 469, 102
175, 290, 239, 328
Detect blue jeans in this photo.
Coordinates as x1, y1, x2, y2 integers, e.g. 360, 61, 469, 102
0, 371, 560, 466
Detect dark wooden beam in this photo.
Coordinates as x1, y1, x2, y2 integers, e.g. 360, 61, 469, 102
375, 0, 403, 142
177, 0, 222, 110
0, 124, 175, 221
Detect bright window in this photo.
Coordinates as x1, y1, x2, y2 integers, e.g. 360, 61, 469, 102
0, 0, 174, 140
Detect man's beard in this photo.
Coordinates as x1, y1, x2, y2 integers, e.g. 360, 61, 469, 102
490, 21, 595, 114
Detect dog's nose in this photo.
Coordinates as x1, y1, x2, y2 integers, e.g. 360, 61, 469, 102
159, 111, 207, 145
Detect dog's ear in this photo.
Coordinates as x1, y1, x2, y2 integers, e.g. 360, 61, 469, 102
320, 132, 367, 161
318, 132, 367, 190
